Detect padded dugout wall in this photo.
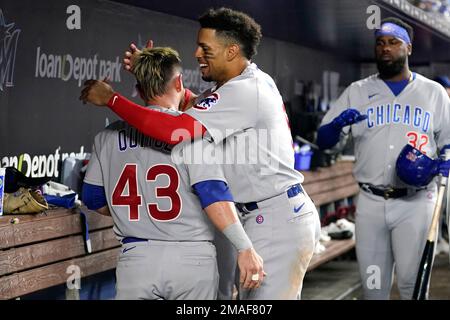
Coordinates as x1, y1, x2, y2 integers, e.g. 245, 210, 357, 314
0, 0, 359, 180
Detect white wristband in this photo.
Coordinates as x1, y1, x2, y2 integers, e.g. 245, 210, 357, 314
222, 222, 253, 252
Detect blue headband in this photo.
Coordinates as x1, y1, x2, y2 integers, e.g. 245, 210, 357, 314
375, 22, 411, 44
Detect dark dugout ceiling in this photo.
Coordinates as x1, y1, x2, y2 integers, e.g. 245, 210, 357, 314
112, 0, 450, 64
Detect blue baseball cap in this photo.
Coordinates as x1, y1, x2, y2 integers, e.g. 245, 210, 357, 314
434, 75, 450, 88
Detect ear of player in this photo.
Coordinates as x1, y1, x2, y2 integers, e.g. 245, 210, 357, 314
331, 108, 368, 130
396, 144, 450, 187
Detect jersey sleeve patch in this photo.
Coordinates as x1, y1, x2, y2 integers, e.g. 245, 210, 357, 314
193, 92, 220, 111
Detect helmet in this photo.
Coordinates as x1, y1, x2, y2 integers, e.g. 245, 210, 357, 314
396, 144, 438, 187
4, 167, 51, 193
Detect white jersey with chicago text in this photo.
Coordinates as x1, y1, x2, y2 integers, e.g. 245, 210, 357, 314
84, 107, 227, 242
320, 73, 450, 187
186, 63, 303, 203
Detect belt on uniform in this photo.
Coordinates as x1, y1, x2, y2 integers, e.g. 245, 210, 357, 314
235, 183, 304, 215
358, 183, 425, 200
122, 237, 148, 244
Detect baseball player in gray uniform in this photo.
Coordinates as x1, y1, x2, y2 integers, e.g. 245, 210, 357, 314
317, 18, 450, 299
81, 8, 321, 300
81, 47, 264, 300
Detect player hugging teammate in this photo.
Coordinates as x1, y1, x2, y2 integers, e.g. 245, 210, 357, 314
81, 7, 321, 300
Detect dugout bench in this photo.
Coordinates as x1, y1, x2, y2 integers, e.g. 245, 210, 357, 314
302, 160, 358, 272
0, 207, 120, 299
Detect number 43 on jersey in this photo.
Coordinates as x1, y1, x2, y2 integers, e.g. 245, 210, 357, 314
112, 164, 182, 221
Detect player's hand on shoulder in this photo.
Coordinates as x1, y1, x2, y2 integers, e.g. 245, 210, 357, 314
237, 247, 266, 290
80, 79, 114, 107
123, 40, 153, 73
332, 108, 368, 129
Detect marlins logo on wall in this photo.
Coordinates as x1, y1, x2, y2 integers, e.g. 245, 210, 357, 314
193, 92, 220, 111
0, 9, 21, 91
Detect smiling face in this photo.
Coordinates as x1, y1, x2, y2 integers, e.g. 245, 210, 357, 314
195, 28, 231, 86
375, 35, 411, 79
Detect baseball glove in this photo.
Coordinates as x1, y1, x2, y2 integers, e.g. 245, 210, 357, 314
3, 187, 49, 214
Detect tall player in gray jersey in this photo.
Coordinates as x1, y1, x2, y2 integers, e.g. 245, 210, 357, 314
81, 47, 264, 300
81, 8, 321, 300
317, 18, 450, 299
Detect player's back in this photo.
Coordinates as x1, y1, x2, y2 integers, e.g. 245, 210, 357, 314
92, 109, 214, 242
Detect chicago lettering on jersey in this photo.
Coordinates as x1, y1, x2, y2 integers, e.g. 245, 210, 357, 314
365, 104, 431, 133
117, 127, 172, 153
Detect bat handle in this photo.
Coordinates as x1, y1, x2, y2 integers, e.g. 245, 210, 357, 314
428, 149, 450, 241
413, 148, 450, 300
428, 178, 446, 241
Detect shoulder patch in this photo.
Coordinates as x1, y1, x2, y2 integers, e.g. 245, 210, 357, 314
193, 92, 220, 111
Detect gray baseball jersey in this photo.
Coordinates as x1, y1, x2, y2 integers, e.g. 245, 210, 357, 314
84, 106, 227, 300
321, 73, 450, 186
320, 73, 450, 299
186, 63, 304, 202
186, 63, 321, 299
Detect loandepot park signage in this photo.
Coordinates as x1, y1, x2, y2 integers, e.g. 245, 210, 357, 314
1, 146, 88, 179
34, 47, 121, 87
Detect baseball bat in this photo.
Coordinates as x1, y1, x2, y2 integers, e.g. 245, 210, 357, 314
412, 153, 450, 299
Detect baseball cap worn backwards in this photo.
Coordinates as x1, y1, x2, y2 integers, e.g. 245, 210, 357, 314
375, 22, 411, 44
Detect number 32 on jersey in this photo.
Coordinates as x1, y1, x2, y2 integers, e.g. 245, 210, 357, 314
112, 164, 182, 222
406, 131, 429, 155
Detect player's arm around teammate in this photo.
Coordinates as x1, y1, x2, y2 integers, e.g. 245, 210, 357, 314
80, 79, 205, 144
82, 8, 317, 300
80, 41, 203, 145
81, 45, 266, 289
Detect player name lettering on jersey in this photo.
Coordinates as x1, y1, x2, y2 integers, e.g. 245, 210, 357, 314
365, 104, 431, 133
117, 127, 172, 153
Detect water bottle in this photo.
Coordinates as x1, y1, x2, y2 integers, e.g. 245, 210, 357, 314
299, 144, 313, 171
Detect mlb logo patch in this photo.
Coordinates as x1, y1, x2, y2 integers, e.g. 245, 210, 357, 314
193, 93, 220, 111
